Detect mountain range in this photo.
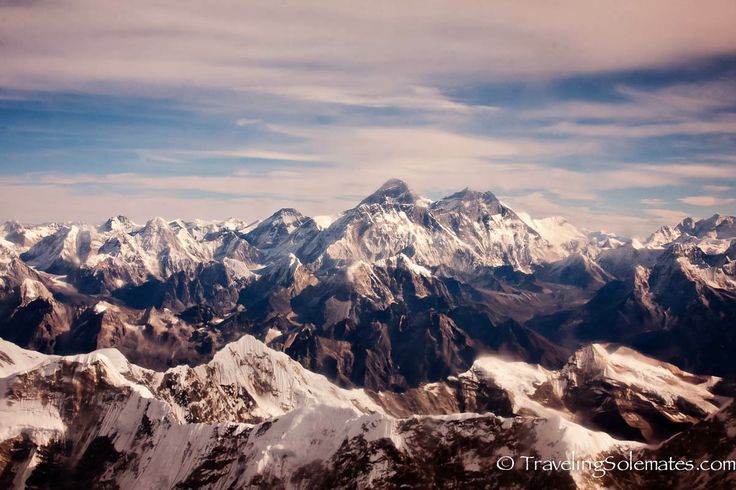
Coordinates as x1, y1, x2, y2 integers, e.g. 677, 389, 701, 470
1, 179, 735, 488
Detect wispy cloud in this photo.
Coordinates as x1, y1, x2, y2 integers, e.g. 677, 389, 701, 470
505, 192, 671, 237
679, 195, 736, 206
541, 116, 736, 138
640, 198, 667, 206
234, 118, 260, 127
703, 184, 733, 193
643, 207, 689, 223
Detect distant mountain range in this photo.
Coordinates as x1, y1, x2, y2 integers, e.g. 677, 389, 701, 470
1, 179, 735, 488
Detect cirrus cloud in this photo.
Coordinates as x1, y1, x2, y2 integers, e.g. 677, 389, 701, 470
679, 196, 736, 206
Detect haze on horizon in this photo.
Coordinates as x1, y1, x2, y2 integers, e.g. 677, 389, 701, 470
0, 0, 735, 237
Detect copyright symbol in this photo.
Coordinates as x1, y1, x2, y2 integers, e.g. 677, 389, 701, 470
496, 456, 515, 471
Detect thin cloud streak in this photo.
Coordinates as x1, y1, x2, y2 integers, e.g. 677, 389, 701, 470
680, 196, 736, 206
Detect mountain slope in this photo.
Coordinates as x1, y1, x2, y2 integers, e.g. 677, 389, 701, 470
5, 338, 708, 489
1, 183, 734, 393
528, 241, 736, 376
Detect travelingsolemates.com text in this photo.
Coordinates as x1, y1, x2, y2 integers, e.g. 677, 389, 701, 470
494, 451, 736, 479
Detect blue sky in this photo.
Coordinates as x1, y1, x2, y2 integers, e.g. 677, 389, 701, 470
0, 1, 735, 236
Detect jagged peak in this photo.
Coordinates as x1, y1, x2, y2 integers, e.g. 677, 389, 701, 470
676, 216, 696, 234
441, 187, 499, 203
99, 215, 133, 232
359, 178, 419, 206
379, 253, 433, 277
144, 216, 171, 229
169, 218, 188, 230
565, 343, 612, 374
377, 177, 409, 192
652, 224, 675, 234
699, 213, 735, 230
654, 242, 712, 273
249, 209, 307, 234
700, 213, 734, 225
267, 207, 305, 221
666, 241, 704, 257
275, 207, 301, 215
643, 224, 679, 247
431, 186, 510, 219
247, 209, 309, 249
642, 214, 736, 249
1, 219, 23, 231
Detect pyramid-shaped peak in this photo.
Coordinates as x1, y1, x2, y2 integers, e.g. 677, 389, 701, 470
431, 187, 507, 216
271, 208, 303, 218
142, 216, 172, 231
378, 178, 410, 192
676, 217, 696, 233
701, 213, 734, 228
99, 215, 133, 232
259, 208, 307, 228
360, 178, 419, 206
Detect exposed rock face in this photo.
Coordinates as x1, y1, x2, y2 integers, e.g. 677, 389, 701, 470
535, 253, 614, 289
1, 180, 736, 488
4, 337, 728, 489
1, 181, 735, 386
529, 241, 736, 377
459, 343, 725, 444
601, 398, 736, 489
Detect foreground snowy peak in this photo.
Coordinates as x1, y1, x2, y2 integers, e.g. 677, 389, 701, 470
0, 335, 380, 426
2, 336, 732, 489
160, 334, 382, 423
5, 337, 723, 489
466, 342, 724, 444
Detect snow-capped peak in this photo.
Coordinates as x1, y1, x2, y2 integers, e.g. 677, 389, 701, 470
430, 188, 509, 221
98, 215, 136, 233
245, 208, 310, 250
359, 178, 421, 206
